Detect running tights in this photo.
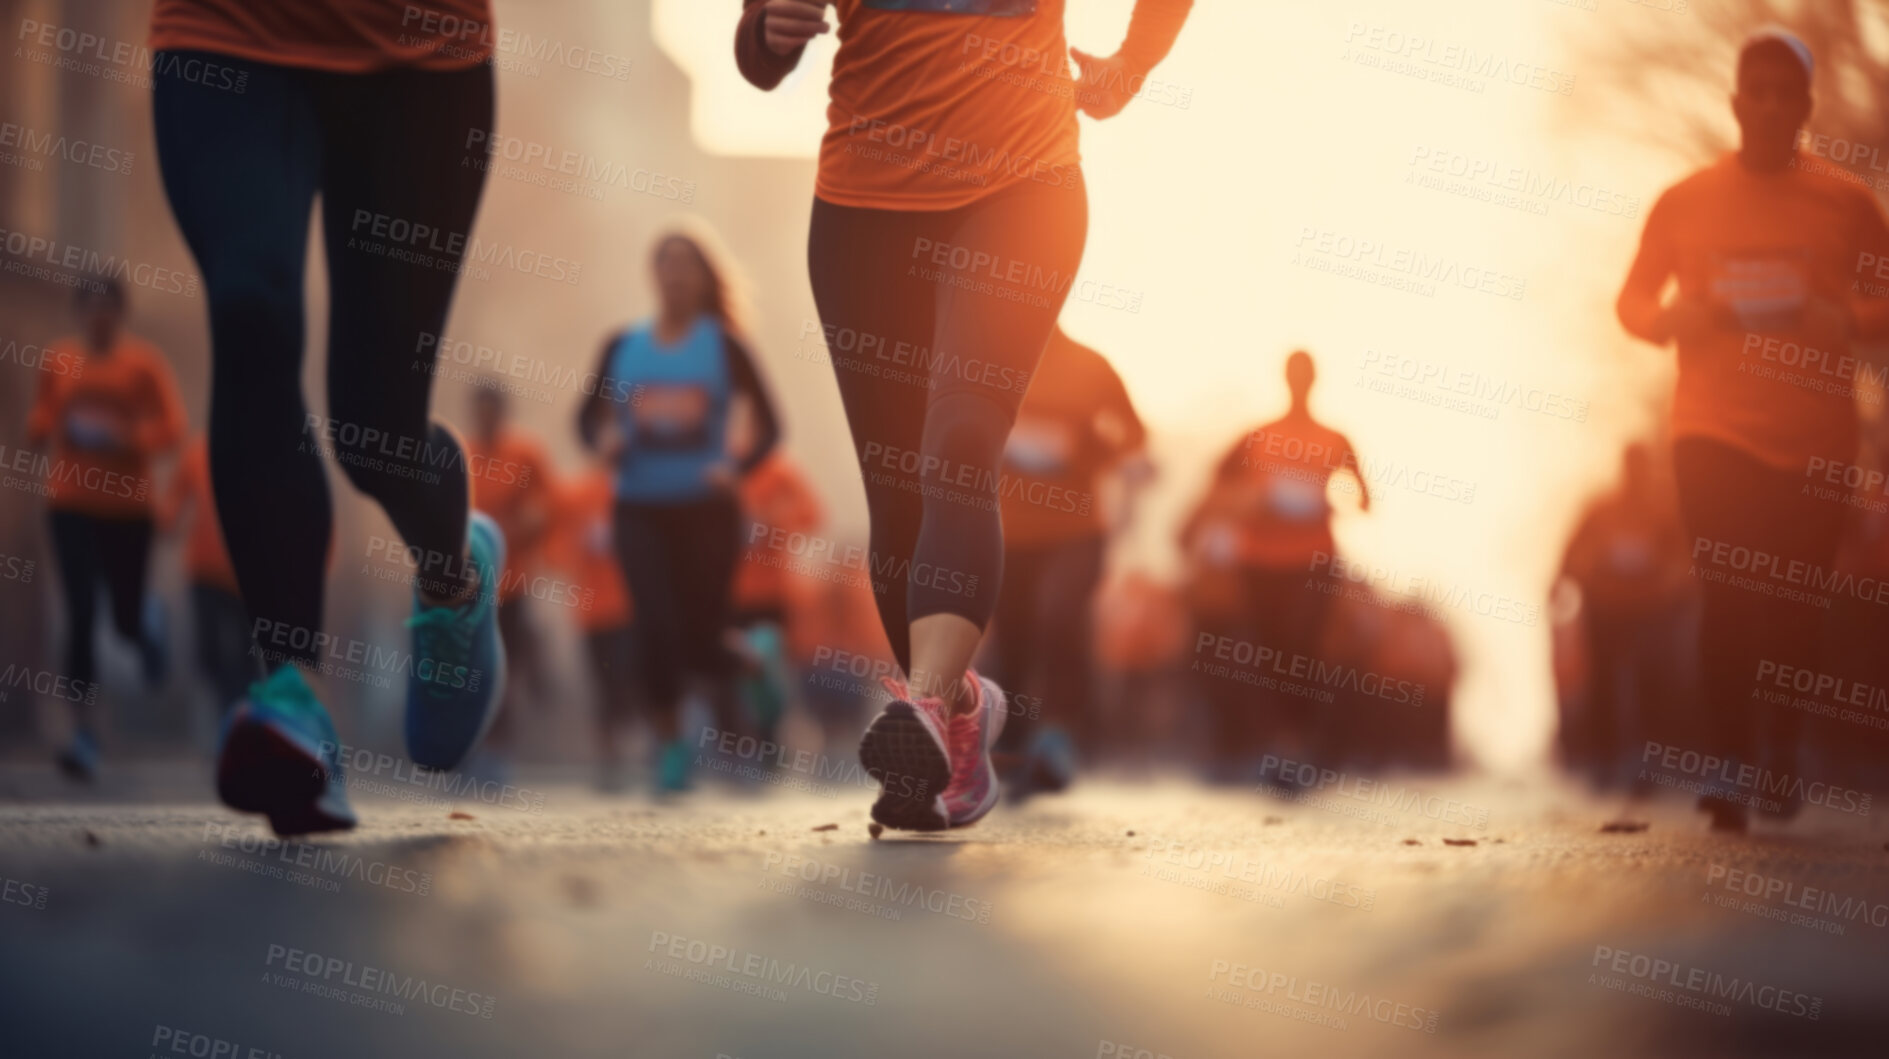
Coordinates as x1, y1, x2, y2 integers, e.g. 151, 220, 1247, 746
1672, 437, 1844, 775
48, 511, 153, 687
808, 178, 1088, 672
152, 51, 492, 665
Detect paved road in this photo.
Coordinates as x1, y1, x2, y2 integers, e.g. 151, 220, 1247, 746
2, 765, 1887, 1058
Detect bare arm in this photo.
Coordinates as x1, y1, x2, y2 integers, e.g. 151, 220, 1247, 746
737, 0, 828, 91
1072, 0, 1195, 119
1616, 190, 1679, 345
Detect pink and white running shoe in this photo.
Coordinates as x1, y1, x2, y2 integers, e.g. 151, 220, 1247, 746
858, 677, 952, 831
941, 670, 1008, 828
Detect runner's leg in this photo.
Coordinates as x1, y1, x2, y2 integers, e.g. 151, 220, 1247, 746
908, 178, 1088, 705
807, 199, 933, 674
613, 503, 687, 742
989, 543, 1047, 757
315, 64, 492, 601
93, 516, 155, 652
46, 511, 101, 690
153, 52, 324, 667
1035, 534, 1107, 753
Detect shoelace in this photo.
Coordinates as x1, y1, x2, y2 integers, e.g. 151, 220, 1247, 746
942, 677, 987, 794
245, 669, 339, 746
407, 600, 476, 700
944, 713, 985, 793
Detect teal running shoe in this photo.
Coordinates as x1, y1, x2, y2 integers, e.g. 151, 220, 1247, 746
55, 728, 99, 783
216, 664, 356, 836
656, 737, 693, 794
735, 622, 790, 735
1012, 726, 1077, 804
404, 512, 507, 772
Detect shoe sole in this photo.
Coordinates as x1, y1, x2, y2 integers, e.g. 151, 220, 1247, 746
859, 702, 951, 832
267, 799, 358, 838
218, 715, 328, 817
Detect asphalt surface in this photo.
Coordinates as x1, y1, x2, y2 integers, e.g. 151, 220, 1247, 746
3, 764, 1887, 1059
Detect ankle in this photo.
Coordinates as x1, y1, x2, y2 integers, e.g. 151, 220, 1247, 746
908, 669, 976, 715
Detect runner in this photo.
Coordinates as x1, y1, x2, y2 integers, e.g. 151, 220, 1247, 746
989, 325, 1146, 799
461, 385, 555, 775
1191, 352, 1370, 775
26, 279, 186, 780
577, 229, 782, 794
737, 0, 1194, 831
149, 0, 507, 835
159, 434, 251, 717
1558, 442, 1691, 790
1615, 27, 1889, 832
548, 459, 640, 792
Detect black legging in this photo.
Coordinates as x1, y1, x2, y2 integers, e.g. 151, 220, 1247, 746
47, 510, 153, 686
1673, 437, 1845, 775
612, 496, 741, 709
990, 534, 1107, 750
808, 178, 1088, 672
153, 51, 492, 665
191, 581, 255, 709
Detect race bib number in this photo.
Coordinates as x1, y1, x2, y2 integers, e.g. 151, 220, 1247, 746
1709, 251, 1809, 332
632, 384, 711, 447
863, 0, 1037, 14
1198, 523, 1239, 568
1606, 535, 1653, 577
63, 397, 127, 452
1265, 477, 1329, 524
586, 518, 612, 558
1004, 416, 1075, 475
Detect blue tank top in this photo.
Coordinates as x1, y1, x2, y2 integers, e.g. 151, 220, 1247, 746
607, 316, 732, 503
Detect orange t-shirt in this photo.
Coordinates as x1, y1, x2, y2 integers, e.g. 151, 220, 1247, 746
24, 334, 185, 519
1633, 152, 1889, 469
149, 0, 493, 73
549, 468, 632, 631
466, 426, 553, 602
1001, 331, 1142, 548
1222, 414, 1360, 569
734, 453, 825, 613
817, 0, 1083, 210
163, 437, 238, 593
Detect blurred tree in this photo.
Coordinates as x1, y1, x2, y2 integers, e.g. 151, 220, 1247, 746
1601, 0, 1888, 180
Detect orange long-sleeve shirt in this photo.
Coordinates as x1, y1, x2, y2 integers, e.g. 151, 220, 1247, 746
24, 334, 185, 518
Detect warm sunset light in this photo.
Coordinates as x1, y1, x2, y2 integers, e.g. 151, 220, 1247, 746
5, 2, 1887, 1057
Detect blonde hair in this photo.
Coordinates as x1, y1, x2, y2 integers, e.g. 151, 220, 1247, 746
652, 219, 752, 339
